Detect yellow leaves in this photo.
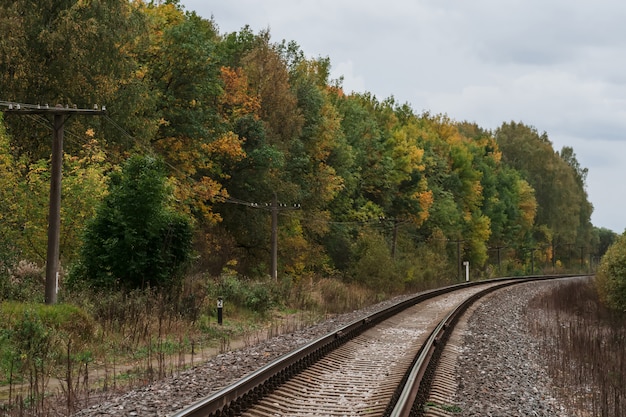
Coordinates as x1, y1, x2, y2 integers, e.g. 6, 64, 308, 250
169, 175, 225, 225
473, 214, 492, 243
155, 137, 198, 176
144, 2, 185, 29
415, 189, 434, 225
201, 131, 246, 161
157, 131, 246, 225
517, 178, 537, 230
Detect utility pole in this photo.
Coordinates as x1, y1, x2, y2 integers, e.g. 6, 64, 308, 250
225, 195, 301, 281
580, 246, 585, 271
269, 195, 301, 281
271, 194, 278, 281
3, 103, 106, 304
490, 245, 505, 273
377, 216, 401, 259
452, 239, 465, 281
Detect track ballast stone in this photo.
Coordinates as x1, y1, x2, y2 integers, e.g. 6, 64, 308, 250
454, 279, 574, 417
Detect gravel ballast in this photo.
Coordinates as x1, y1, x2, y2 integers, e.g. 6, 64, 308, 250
72, 279, 578, 416
453, 278, 581, 417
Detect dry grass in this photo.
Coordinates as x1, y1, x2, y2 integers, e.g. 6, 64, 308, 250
527, 278, 625, 417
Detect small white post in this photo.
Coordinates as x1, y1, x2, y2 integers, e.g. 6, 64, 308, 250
463, 261, 470, 282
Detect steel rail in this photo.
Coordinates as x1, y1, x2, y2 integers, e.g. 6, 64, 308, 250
172, 275, 573, 417
388, 275, 561, 417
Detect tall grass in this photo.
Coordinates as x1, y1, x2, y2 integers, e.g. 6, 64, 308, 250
0, 263, 457, 415
527, 278, 625, 416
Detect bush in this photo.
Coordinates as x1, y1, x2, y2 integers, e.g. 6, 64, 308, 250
0, 302, 95, 410
1, 302, 95, 347
0, 260, 44, 302
214, 274, 277, 316
75, 155, 193, 290
348, 229, 401, 293
596, 233, 626, 311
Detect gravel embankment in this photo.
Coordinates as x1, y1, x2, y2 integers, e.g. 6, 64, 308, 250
73, 279, 576, 416
454, 279, 578, 417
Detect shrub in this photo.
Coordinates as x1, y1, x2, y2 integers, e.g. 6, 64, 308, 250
0, 302, 95, 409
74, 155, 193, 290
0, 260, 44, 302
214, 274, 277, 317
0, 302, 95, 348
596, 233, 626, 311
348, 229, 401, 293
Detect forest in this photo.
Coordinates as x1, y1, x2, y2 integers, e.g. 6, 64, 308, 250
0, 0, 616, 297
2, 1, 626, 412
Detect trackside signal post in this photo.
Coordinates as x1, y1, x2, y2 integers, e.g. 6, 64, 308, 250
3, 103, 106, 304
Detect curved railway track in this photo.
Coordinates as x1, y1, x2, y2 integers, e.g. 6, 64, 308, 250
172, 275, 573, 417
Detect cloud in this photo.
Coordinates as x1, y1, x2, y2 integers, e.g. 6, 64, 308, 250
330, 60, 366, 95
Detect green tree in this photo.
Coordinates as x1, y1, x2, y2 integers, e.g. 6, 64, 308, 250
0, 0, 155, 158
596, 227, 617, 258
458, 122, 537, 266
496, 122, 593, 268
0, 116, 109, 268
0, 115, 22, 274
76, 155, 192, 290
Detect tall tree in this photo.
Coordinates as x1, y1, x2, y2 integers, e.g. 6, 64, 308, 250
0, 0, 154, 158
496, 122, 593, 266
143, 3, 245, 226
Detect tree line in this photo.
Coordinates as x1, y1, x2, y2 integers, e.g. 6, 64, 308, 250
0, 0, 615, 295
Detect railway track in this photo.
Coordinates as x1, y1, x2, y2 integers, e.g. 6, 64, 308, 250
172, 275, 570, 417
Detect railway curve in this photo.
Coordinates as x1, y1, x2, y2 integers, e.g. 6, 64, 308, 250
171, 275, 574, 417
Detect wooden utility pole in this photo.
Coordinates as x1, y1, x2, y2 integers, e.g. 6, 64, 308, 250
3, 103, 106, 304
269, 195, 301, 281
455, 239, 463, 281
220, 196, 300, 281
271, 194, 278, 281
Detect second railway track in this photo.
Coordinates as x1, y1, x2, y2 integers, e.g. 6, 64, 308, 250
173, 275, 573, 417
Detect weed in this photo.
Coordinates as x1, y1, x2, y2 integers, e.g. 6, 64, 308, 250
424, 401, 462, 413
528, 278, 625, 416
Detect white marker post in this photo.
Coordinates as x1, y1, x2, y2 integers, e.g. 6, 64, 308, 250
463, 261, 470, 282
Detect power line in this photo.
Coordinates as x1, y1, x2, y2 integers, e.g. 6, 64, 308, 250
220, 194, 301, 281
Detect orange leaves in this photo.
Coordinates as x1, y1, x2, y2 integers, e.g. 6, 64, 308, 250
171, 175, 226, 225
218, 66, 261, 121
155, 130, 246, 225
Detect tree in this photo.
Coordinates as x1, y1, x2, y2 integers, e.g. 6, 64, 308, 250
596, 227, 617, 258
0, 116, 109, 268
0, 0, 155, 159
143, 4, 245, 226
76, 155, 192, 290
0, 115, 22, 271
495, 121, 593, 267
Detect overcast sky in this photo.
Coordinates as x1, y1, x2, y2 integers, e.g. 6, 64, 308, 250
181, 0, 626, 234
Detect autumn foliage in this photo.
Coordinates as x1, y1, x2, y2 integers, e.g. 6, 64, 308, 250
0, 1, 609, 296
